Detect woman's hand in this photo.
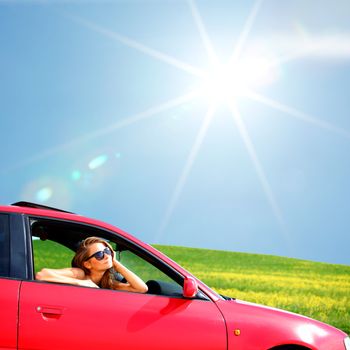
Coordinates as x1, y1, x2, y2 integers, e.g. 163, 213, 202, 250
112, 258, 148, 293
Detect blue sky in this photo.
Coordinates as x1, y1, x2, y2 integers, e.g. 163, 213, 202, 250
1, 0, 350, 265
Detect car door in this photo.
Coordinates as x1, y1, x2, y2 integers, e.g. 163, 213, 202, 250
18, 281, 227, 350
0, 279, 20, 349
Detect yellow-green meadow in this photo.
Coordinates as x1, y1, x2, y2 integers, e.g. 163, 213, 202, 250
156, 245, 350, 334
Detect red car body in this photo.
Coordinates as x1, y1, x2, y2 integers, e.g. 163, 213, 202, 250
0, 203, 348, 350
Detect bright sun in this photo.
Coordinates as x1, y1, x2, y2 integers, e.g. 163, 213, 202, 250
199, 57, 278, 103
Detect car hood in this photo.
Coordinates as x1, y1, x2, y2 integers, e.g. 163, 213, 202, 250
216, 298, 347, 350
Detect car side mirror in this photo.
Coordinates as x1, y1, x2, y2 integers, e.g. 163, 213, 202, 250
183, 276, 199, 298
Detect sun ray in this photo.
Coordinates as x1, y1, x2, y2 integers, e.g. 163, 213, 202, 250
229, 0, 264, 64
187, 0, 219, 65
265, 33, 350, 70
228, 102, 291, 245
64, 13, 205, 78
267, 49, 315, 70
0, 91, 198, 175
246, 90, 350, 139
155, 103, 217, 242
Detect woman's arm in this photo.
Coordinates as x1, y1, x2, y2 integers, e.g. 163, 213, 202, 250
36, 268, 99, 288
112, 260, 148, 293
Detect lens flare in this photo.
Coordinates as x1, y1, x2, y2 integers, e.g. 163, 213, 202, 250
35, 187, 53, 202
21, 177, 71, 208
88, 154, 108, 170
71, 170, 82, 181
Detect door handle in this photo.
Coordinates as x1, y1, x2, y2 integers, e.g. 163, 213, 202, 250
36, 306, 64, 315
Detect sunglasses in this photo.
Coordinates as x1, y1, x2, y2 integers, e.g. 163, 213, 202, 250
86, 247, 112, 261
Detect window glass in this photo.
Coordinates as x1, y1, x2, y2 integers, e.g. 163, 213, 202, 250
119, 249, 180, 284
0, 214, 10, 277
117, 249, 184, 297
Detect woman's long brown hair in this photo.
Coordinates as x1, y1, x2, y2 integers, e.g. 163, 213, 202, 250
72, 237, 116, 289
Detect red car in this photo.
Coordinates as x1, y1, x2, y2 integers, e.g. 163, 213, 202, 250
1, 201, 349, 349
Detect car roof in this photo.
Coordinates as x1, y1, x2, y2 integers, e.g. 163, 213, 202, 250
11, 201, 75, 213
0, 201, 148, 253
0, 201, 147, 251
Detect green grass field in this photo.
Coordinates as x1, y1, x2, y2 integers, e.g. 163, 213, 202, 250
33, 240, 350, 335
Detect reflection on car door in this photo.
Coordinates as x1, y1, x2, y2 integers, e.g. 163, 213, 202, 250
18, 281, 226, 350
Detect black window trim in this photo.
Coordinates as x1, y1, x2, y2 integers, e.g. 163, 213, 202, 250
8, 213, 32, 280
0, 213, 10, 278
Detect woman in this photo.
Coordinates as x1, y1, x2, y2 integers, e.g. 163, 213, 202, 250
36, 237, 148, 293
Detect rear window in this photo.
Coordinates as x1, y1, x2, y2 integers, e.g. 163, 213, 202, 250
0, 214, 10, 277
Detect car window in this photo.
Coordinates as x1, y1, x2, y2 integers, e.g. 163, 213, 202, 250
0, 214, 10, 277
30, 217, 185, 297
